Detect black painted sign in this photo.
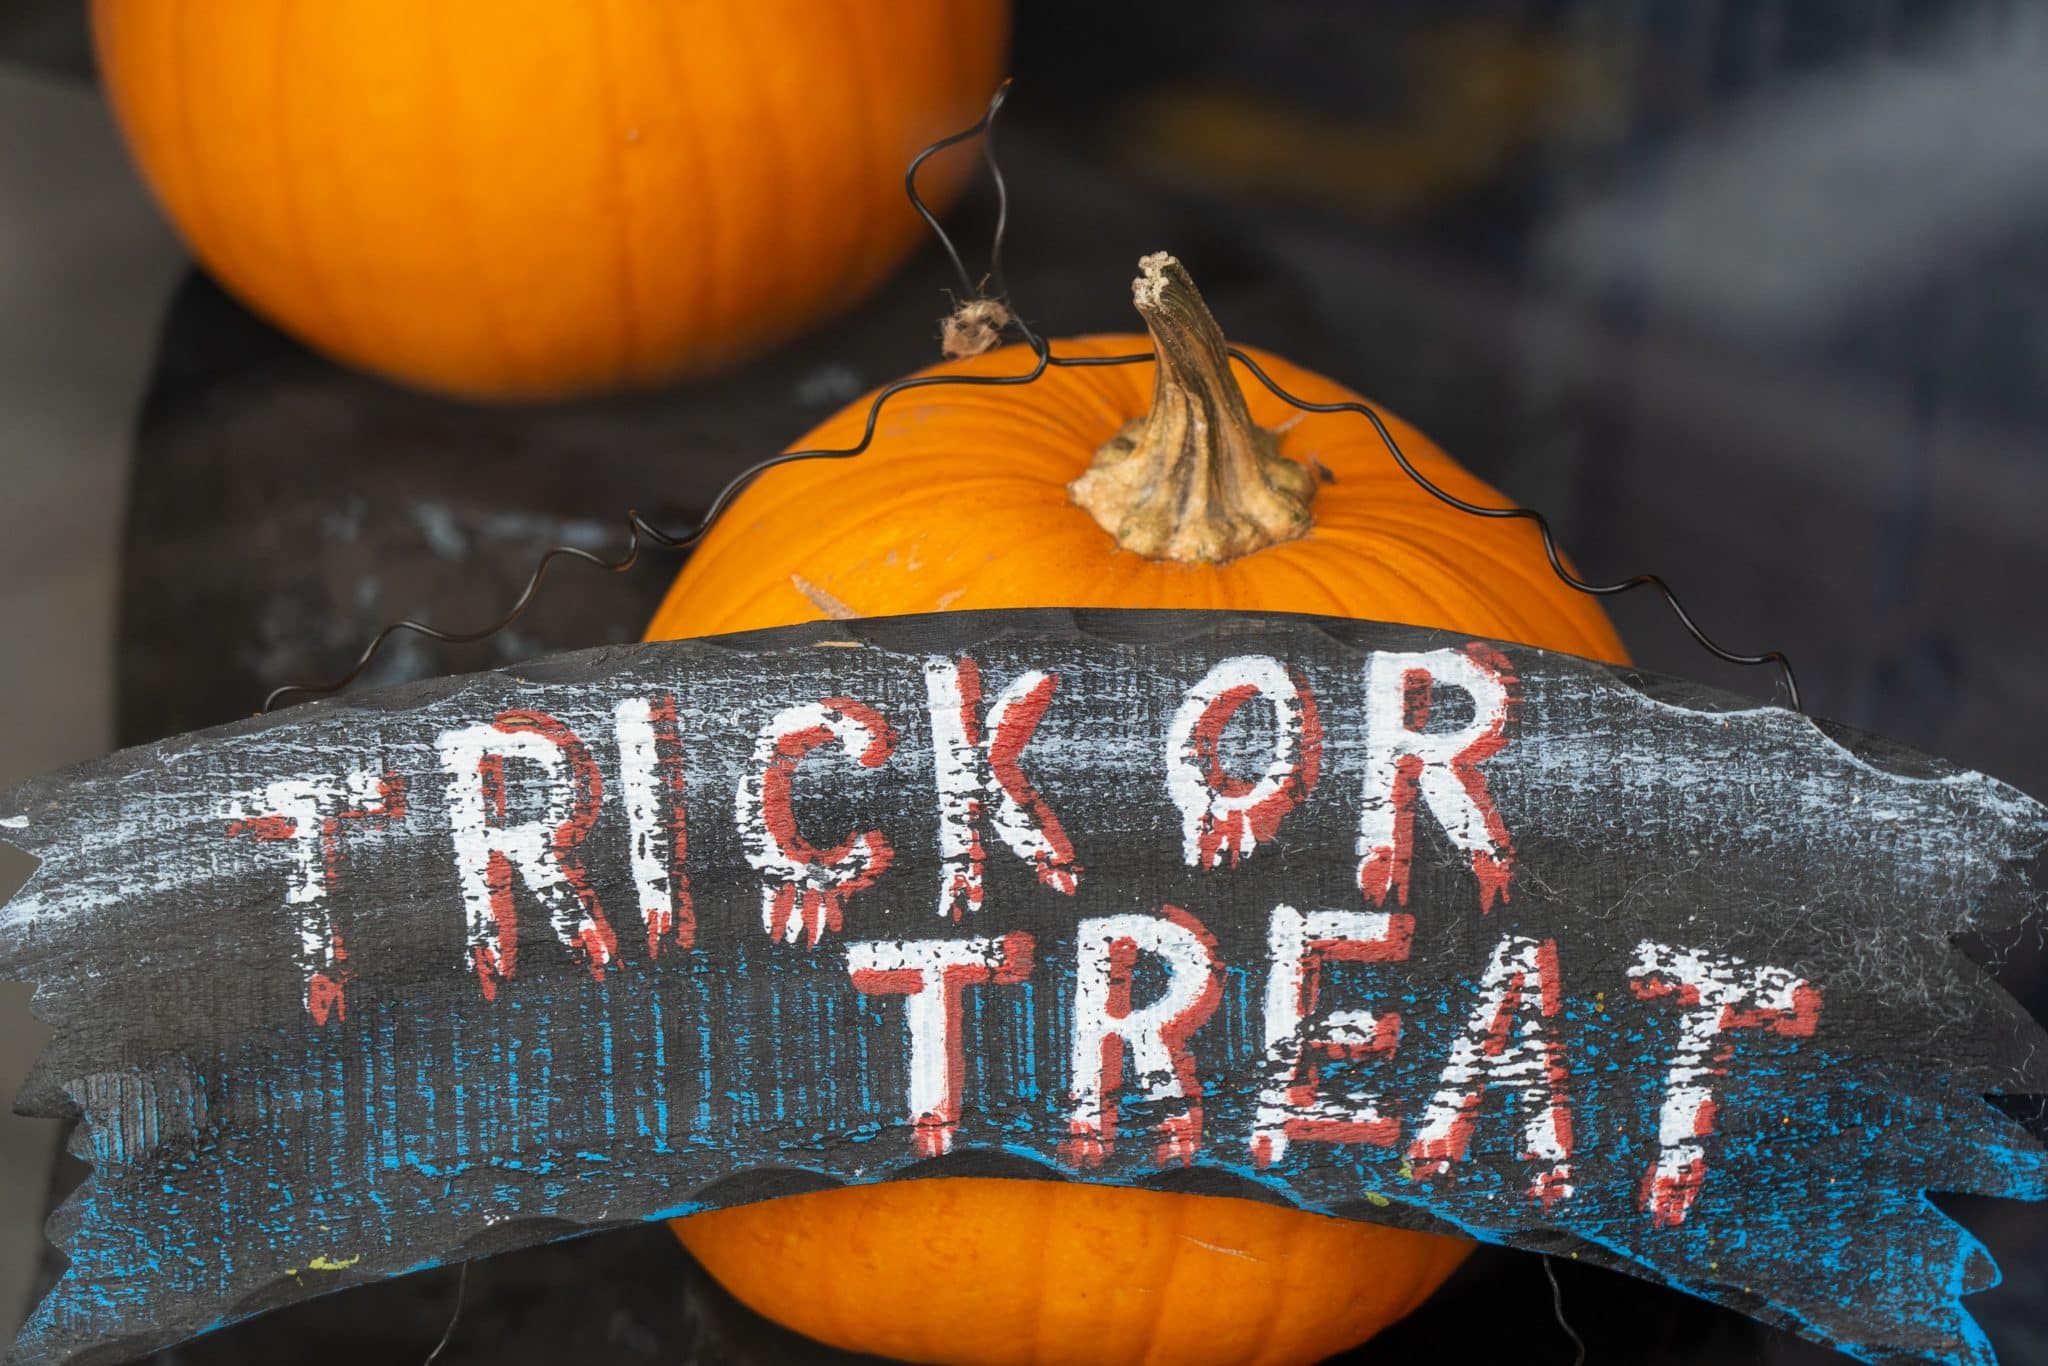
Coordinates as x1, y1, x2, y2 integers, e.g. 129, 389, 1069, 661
3, 609, 2044, 1365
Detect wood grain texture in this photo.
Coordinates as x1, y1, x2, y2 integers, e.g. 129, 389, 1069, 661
1, 608, 2044, 1365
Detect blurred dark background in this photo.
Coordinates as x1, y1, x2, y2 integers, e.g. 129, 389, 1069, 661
2, 1, 2045, 1362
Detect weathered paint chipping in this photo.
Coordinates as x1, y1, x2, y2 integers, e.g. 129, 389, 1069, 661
0, 608, 2042, 1366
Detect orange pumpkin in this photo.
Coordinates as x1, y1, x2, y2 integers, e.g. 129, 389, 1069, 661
649, 255, 1626, 1364
90, 0, 1010, 399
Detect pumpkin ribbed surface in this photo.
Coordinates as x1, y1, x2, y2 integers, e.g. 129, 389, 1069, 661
648, 334, 1626, 660
92, 0, 1010, 398
679, 1179, 1473, 1366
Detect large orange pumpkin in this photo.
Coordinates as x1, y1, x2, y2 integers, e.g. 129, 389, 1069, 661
90, 0, 1009, 399
649, 255, 1626, 1364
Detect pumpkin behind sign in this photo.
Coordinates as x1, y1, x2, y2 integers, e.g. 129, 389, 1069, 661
646, 254, 1625, 1365
649, 254, 1625, 655
90, 0, 1011, 399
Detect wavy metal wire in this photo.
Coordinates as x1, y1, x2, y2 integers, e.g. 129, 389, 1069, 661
264, 79, 1799, 715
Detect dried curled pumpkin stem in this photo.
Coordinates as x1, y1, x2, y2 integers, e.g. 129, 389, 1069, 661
1069, 252, 1316, 562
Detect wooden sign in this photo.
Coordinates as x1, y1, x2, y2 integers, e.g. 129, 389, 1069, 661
3, 608, 2044, 1365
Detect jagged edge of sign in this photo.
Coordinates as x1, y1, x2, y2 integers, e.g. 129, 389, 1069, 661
1, 609, 2046, 1364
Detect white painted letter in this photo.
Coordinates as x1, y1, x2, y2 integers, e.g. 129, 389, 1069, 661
437, 710, 618, 999
615, 695, 693, 957
1357, 645, 1517, 912
1630, 939, 1821, 1227
925, 657, 1079, 919
1408, 933, 1576, 1209
1251, 904, 1412, 1166
1061, 908, 1223, 1168
847, 932, 1035, 1157
224, 769, 405, 1023
735, 697, 897, 947
1167, 655, 1322, 870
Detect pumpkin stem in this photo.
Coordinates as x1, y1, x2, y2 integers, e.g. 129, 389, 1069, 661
1069, 252, 1315, 563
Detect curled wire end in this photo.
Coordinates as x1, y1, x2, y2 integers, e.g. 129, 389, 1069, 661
906, 77, 1015, 304
1541, 1256, 1588, 1366
421, 1259, 469, 1365
259, 510, 690, 713
263, 76, 1799, 720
